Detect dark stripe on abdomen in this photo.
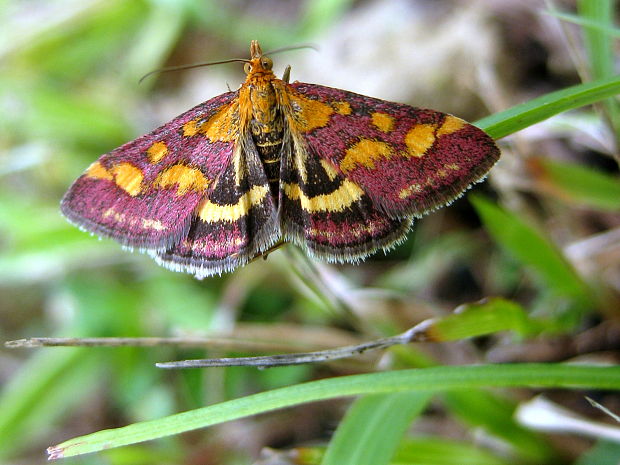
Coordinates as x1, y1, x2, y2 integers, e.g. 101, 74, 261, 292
251, 114, 284, 203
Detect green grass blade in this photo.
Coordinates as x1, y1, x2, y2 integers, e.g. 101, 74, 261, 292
544, 8, 620, 38
578, 0, 616, 81
577, 0, 620, 139
49, 364, 620, 459
470, 195, 590, 302
321, 392, 432, 465
393, 437, 511, 465
475, 76, 620, 139
426, 298, 543, 341
533, 157, 620, 210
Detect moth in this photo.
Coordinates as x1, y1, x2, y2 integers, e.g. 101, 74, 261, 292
61, 40, 500, 278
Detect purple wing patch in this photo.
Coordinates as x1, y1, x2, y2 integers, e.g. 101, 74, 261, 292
289, 83, 500, 217
153, 137, 279, 277
61, 91, 238, 250
279, 137, 412, 261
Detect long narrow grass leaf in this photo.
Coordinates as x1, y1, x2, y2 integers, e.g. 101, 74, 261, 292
322, 392, 432, 465
393, 437, 512, 465
426, 298, 543, 341
475, 76, 620, 139
544, 9, 620, 38
531, 157, 620, 210
49, 364, 620, 459
577, 0, 620, 140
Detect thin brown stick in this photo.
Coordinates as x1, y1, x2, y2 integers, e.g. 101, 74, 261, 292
156, 320, 435, 369
5, 336, 293, 352
5, 319, 437, 369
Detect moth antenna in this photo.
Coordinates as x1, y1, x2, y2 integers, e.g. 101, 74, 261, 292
263, 43, 318, 57
139, 58, 250, 84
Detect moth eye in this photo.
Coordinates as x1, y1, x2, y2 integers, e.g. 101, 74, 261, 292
261, 57, 273, 70
244, 62, 252, 74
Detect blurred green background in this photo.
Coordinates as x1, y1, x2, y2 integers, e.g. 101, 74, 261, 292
1, 1, 620, 464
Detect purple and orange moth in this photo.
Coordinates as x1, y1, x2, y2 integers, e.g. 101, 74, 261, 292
61, 40, 500, 278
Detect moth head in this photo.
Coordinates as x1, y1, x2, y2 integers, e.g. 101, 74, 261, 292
244, 56, 273, 75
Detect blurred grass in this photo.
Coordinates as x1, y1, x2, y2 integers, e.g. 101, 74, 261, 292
0, 348, 100, 460
529, 157, 620, 210
1, 1, 619, 464
471, 196, 591, 306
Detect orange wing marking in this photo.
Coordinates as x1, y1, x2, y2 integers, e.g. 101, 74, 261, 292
86, 161, 113, 181
330, 101, 352, 115
156, 165, 210, 195
437, 116, 465, 136
110, 163, 143, 196
182, 102, 240, 142
371, 112, 395, 132
283, 89, 333, 133
404, 124, 436, 158
146, 141, 168, 164
340, 139, 393, 173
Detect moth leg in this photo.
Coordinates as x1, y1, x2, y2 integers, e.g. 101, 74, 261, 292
254, 240, 285, 262
282, 65, 291, 83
